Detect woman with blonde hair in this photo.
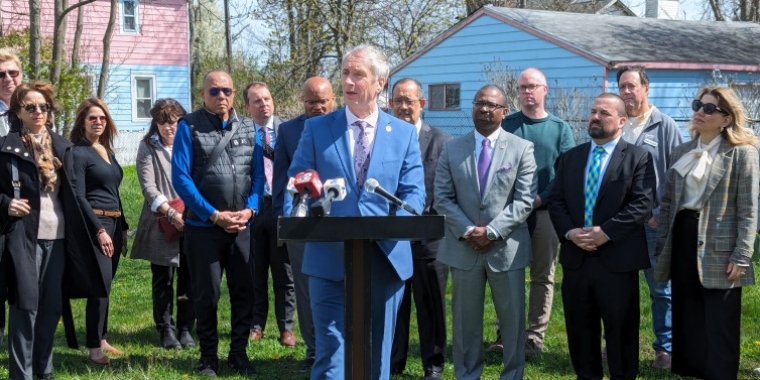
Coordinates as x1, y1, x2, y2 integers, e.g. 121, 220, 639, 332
70, 98, 129, 365
655, 86, 758, 379
131, 98, 195, 349
0, 82, 104, 379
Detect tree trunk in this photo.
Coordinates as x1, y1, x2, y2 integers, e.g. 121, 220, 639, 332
72, 2, 85, 66
707, 0, 725, 20
29, 0, 42, 79
51, 0, 68, 85
465, 0, 489, 15
224, 0, 232, 72
98, 0, 118, 98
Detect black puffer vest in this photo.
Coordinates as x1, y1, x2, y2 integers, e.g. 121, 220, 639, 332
181, 108, 257, 220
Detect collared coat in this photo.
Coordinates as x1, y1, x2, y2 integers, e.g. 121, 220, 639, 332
655, 138, 759, 288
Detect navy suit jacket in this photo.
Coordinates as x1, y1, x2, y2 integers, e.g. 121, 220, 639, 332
273, 114, 307, 217
287, 107, 425, 281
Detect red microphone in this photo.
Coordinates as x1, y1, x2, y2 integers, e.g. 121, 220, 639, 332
293, 169, 323, 199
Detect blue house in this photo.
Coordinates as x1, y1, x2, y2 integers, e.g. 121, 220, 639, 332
390, 6, 760, 139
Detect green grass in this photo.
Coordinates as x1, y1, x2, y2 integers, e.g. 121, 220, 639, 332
2, 166, 760, 379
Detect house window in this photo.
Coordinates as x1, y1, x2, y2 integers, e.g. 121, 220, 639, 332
132, 75, 155, 120
428, 83, 460, 110
121, 0, 138, 33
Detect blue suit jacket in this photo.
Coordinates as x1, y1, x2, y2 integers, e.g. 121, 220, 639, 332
287, 107, 425, 281
273, 114, 307, 217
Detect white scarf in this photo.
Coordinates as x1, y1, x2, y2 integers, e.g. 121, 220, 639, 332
672, 136, 722, 181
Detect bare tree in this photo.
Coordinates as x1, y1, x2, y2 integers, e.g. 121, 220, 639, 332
98, 0, 118, 98
71, 3, 84, 66
50, 0, 98, 84
28, 0, 41, 79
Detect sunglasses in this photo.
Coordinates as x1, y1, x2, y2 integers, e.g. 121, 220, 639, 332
88, 115, 107, 123
209, 87, 234, 97
23, 103, 51, 113
692, 99, 728, 115
0, 70, 20, 79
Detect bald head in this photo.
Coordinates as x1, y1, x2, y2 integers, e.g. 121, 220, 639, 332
518, 67, 548, 114
301, 76, 335, 118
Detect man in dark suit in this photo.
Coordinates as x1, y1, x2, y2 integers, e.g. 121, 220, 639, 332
389, 77, 451, 380
288, 44, 425, 379
272, 76, 336, 371
549, 93, 656, 380
244, 82, 295, 347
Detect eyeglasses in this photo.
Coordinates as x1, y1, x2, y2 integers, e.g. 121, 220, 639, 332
208, 87, 234, 97
392, 98, 419, 106
23, 103, 51, 113
88, 115, 107, 123
473, 101, 506, 111
518, 84, 545, 93
0, 70, 20, 79
692, 99, 728, 115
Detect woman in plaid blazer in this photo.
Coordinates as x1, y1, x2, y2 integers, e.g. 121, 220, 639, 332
655, 86, 758, 380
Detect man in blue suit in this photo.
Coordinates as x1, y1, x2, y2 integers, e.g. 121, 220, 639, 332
273, 76, 336, 371
287, 44, 425, 379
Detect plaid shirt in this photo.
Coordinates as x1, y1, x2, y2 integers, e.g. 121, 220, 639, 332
655, 139, 759, 289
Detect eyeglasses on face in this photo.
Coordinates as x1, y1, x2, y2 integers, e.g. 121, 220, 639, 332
0, 70, 20, 79
23, 103, 51, 113
518, 84, 544, 93
392, 98, 419, 106
88, 115, 107, 123
472, 100, 506, 111
209, 87, 234, 97
692, 99, 728, 115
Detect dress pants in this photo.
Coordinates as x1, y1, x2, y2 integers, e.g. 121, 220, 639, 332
9, 239, 64, 380
251, 200, 295, 333
151, 249, 194, 333
310, 244, 405, 380
670, 210, 742, 380
86, 216, 122, 349
451, 254, 525, 380
287, 241, 315, 358
642, 224, 672, 353
390, 240, 447, 374
562, 254, 640, 380
526, 209, 559, 343
184, 225, 254, 359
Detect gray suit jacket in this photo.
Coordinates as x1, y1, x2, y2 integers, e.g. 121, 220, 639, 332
434, 130, 537, 272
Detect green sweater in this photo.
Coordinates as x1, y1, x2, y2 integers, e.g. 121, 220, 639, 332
502, 112, 576, 204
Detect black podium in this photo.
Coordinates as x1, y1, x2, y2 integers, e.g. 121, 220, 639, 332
278, 215, 445, 379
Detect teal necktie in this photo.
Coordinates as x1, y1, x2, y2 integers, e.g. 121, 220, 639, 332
584, 146, 605, 227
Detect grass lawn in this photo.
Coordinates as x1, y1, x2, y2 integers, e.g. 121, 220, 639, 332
2, 165, 760, 379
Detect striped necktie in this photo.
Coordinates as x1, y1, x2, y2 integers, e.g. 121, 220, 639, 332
584, 146, 605, 227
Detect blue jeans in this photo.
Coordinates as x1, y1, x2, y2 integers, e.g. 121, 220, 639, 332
643, 224, 672, 353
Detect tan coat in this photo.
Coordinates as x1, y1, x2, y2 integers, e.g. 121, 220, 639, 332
655, 139, 759, 289
130, 136, 182, 266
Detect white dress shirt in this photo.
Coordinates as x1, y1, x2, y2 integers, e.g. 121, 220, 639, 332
346, 106, 379, 157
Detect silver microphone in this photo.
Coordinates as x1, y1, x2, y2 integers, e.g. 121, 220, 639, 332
364, 178, 420, 216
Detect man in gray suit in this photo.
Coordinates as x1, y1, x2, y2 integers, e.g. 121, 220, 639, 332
435, 85, 536, 379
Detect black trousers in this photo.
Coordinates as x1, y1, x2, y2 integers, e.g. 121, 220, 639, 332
185, 225, 254, 358
86, 216, 122, 349
390, 241, 448, 373
671, 210, 742, 380
562, 255, 640, 380
151, 248, 194, 333
251, 200, 295, 333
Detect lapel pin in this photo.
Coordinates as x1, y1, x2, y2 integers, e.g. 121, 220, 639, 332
14, 148, 19, 153
23, 153, 28, 157
386, 125, 392, 133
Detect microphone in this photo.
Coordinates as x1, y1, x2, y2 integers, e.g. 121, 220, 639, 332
291, 170, 323, 217
286, 178, 303, 217
311, 178, 347, 217
364, 178, 420, 216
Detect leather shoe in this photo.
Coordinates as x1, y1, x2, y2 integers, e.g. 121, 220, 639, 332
161, 328, 181, 349
652, 351, 672, 369
35, 373, 54, 379
249, 328, 263, 342
101, 344, 124, 356
299, 357, 315, 373
196, 357, 218, 377
488, 335, 503, 352
227, 353, 255, 376
88, 355, 110, 365
424, 370, 443, 380
179, 329, 196, 348
280, 331, 296, 347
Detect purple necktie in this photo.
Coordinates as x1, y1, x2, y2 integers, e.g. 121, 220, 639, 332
353, 120, 371, 188
478, 138, 491, 196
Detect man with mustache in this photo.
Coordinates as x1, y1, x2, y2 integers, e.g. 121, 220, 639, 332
272, 76, 335, 372
389, 77, 451, 380
549, 93, 656, 380
617, 66, 682, 369
435, 85, 536, 380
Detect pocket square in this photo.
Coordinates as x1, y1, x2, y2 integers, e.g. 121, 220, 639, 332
496, 164, 513, 173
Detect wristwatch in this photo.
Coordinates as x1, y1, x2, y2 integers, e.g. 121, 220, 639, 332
486, 228, 498, 241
